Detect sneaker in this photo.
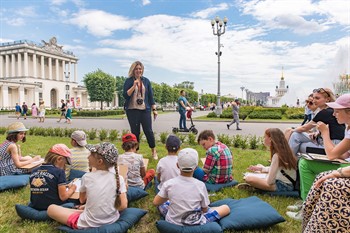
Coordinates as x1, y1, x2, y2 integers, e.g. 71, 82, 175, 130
236, 128, 242, 130
287, 201, 303, 212
286, 210, 303, 221
152, 153, 158, 160
237, 183, 256, 191
227, 124, 230, 130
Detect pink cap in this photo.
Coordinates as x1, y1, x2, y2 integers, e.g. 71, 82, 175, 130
49, 144, 72, 165
326, 94, 350, 109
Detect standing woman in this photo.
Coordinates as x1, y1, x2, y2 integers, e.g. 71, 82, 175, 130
65, 100, 72, 124
123, 61, 158, 160
31, 103, 38, 119
38, 100, 46, 123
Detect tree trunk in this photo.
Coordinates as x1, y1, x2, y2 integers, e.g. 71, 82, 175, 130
100, 101, 103, 110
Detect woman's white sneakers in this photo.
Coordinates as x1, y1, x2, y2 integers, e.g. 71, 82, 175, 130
286, 201, 303, 221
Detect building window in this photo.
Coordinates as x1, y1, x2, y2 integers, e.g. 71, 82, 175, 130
65, 94, 70, 100
66, 85, 70, 91
39, 93, 43, 99
8, 88, 12, 94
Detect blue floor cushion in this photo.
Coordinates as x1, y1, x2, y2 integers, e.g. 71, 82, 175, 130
0, 175, 30, 191
15, 203, 74, 222
58, 208, 147, 233
127, 186, 148, 203
259, 190, 300, 198
156, 220, 223, 233
210, 196, 285, 230
205, 180, 238, 192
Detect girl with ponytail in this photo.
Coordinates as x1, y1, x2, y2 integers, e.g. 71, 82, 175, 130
47, 142, 128, 229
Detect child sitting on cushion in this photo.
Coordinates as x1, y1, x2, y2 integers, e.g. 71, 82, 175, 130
65, 130, 90, 179
238, 128, 297, 192
47, 142, 128, 229
194, 130, 233, 184
118, 133, 155, 189
155, 135, 181, 192
0, 122, 41, 176
29, 144, 76, 210
153, 148, 230, 226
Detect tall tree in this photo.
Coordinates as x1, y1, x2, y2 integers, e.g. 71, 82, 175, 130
116, 76, 127, 107
83, 69, 116, 110
174, 81, 194, 90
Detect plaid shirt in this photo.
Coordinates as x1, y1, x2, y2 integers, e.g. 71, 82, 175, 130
203, 141, 233, 184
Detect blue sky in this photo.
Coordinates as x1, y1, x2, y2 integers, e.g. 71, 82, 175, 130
1, 0, 349, 105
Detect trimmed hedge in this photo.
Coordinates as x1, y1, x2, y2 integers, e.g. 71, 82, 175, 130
75, 110, 124, 117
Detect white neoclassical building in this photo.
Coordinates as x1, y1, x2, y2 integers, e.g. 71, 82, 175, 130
0, 37, 118, 109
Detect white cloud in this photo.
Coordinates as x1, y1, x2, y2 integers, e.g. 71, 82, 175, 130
142, 0, 151, 6
237, 0, 331, 35
6, 18, 25, 26
50, 0, 67, 5
67, 9, 138, 37
191, 3, 229, 19
16, 6, 37, 17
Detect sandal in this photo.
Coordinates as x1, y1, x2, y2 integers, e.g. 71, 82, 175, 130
152, 153, 158, 160
237, 183, 256, 191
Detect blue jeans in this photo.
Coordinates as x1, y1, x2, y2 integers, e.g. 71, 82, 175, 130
193, 167, 205, 182
179, 110, 186, 129
126, 109, 155, 148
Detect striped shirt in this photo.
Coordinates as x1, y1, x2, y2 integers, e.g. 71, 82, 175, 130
65, 146, 90, 179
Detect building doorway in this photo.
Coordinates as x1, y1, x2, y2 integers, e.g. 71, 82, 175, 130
50, 89, 57, 108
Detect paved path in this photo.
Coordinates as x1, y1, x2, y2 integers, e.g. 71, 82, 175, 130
0, 111, 300, 137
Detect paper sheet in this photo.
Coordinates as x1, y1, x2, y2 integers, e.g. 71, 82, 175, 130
244, 172, 267, 179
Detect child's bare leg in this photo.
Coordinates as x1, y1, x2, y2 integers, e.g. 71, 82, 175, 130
47, 204, 82, 225
211, 204, 230, 218
245, 176, 276, 191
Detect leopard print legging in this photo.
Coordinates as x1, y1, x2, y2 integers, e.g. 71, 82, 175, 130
302, 171, 350, 232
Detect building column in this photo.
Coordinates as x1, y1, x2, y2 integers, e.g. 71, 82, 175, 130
41, 55, 45, 79
48, 57, 52, 80
34, 86, 40, 104
33, 53, 37, 78
5, 55, 9, 78
2, 84, 9, 108
11, 54, 15, 77
74, 63, 77, 82
24, 52, 28, 76
68, 61, 71, 82
19, 85, 25, 104
55, 58, 59, 81
62, 60, 66, 81
0, 55, 3, 78
17, 53, 22, 77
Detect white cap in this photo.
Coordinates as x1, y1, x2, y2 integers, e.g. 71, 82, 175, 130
178, 148, 198, 172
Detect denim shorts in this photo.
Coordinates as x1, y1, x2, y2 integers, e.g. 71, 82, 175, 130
158, 201, 221, 223
275, 180, 294, 192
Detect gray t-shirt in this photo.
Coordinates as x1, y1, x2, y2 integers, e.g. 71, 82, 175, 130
158, 175, 210, 226
156, 155, 180, 190
118, 152, 145, 188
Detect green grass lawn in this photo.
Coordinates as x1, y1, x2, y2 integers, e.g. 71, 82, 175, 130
0, 135, 302, 233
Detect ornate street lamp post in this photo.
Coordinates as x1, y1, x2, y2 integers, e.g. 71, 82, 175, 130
240, 86, 245, 101
211, 16, 228, 115
64, 71, 70, 101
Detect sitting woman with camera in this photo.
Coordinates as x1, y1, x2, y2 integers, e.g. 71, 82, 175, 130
123, 61, 158, 160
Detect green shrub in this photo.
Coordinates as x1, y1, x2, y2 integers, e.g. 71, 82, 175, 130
217, 134, 231, 146
187, 133, 197, 145
176, 133, 187, 144
0, 127, 6, 135
160, 132, 168, 144
121, 129, 130, 138
75, 110, 124, 117
46, 127, 54, 136
109, 129, 119, 141
249, 135, 259, 150
232, 134, 242, 148
99, 129, 108, 141
248, 110, 282, 119
54, 127, 64, 137
88, 128, 97, 140
240, 135, 249, 149
207, 112, 217, 118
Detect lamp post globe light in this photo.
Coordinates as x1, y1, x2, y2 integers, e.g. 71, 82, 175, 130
211, 16, 228, 115
240, 86, 245, 100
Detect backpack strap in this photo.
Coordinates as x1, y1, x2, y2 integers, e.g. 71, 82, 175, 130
280, 169, 296, 186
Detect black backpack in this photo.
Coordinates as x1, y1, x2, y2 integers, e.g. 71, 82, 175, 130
281, 158, 300, 197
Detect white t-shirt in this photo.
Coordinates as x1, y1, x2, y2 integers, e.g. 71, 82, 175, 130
158, 175, 210, 226
118, 152, 145, 188
156, 155, 180, 189
265, 153, 296, 185
77, 170, 127, 229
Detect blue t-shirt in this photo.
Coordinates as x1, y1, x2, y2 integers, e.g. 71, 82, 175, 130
178, 96, 188, 112
29, 164, 67, 210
